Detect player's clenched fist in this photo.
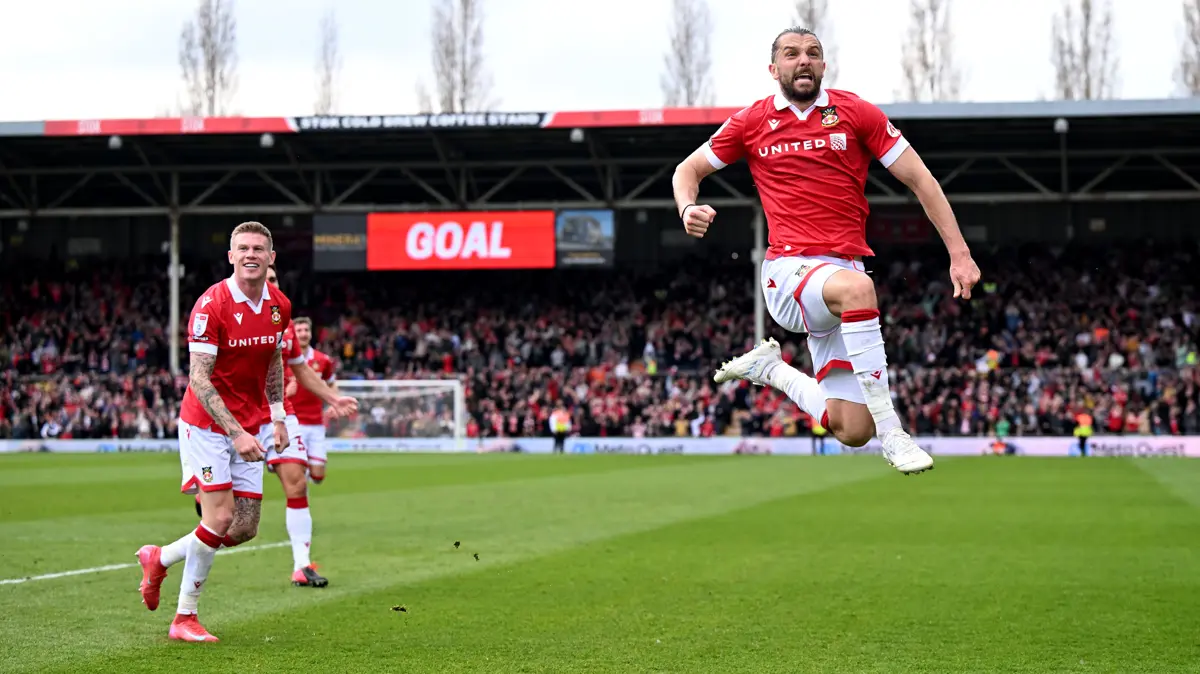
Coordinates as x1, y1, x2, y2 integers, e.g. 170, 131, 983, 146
233, 431, 267, 462
682, 204, 716, 238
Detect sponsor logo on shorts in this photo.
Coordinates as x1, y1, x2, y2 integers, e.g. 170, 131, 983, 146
201, 466, 214, 483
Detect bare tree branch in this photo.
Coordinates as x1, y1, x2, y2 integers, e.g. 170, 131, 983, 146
898, 0, 961, 102
178, 0, 238, 116
1179, 0, 1200, 95
793, 0, 836, 87
1051, 0, 1118, 100
426, 0, 496, 113
661, 0, 715, 107
314, 9, 341, 115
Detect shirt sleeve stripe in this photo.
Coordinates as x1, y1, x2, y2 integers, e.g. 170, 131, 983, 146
189, 343, 218, 356
702, 143, 729, 170
879, 136, 911, 169
287, 355, 307, 365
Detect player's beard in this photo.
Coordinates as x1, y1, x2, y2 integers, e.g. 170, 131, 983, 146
782, 70, 823, 107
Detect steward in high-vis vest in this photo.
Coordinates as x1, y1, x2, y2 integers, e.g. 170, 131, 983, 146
549, 403, 572, 454
1074, 413, 1093, 457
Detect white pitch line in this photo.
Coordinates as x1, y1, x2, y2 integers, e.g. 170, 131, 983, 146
0, 541, 290, 586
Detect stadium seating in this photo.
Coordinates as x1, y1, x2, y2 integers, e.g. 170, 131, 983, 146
2, 244, 1198, 440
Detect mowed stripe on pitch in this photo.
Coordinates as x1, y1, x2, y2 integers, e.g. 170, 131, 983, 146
0, 541, 289, 586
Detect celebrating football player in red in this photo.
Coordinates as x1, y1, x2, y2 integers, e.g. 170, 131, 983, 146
135, 222, 295, 642
285, 316, 337, 483
673, 27, 980, 474
265, 263, 355, 588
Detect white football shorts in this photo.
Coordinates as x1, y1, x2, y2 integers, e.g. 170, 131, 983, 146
760, 253, 867, 404
298, 424, 327, 465
178, 420, 275, 499
266, 414, 308, 469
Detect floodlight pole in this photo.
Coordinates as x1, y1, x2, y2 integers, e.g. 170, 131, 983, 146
1055, 117, 1071, 236
168, 174, 182, 377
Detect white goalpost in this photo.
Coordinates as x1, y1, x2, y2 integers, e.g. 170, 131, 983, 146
326, 379, 468, 453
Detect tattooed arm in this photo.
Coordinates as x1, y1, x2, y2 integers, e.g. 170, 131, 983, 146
189, 352, 245, 438
266, 351, 284, 407
267, 351, 290, 452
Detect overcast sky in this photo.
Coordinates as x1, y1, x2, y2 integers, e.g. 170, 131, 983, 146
0, 0, 1187, 121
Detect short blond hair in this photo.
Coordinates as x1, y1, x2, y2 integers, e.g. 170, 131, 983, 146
293, 317, 312, 329
230, 221, 274, 251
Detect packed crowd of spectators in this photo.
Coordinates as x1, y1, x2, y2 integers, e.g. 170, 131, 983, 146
2, 243, 1198, 441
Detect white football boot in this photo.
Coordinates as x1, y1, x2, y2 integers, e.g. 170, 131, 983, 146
714, 338, 782, 386
880, 427, 934, 475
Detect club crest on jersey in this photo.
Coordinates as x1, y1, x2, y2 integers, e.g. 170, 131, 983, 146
201, 466, 214, 483
270, 305, 281, 325
192, 313, 208, 338
820, 106, 839, 127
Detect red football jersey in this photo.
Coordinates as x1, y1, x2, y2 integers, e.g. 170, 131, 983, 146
704, 89, 910, 259
179, 277, 298, 434
279, 324, 306, 416
289, 347, 336, 425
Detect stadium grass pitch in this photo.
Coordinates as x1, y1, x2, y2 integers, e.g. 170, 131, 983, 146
2, 452, 1199, 673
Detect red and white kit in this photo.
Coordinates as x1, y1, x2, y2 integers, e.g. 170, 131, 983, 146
179, 277, 294, 498
266, 324, 311, 469
704, 89, 909, 403
289, 346, 336, 465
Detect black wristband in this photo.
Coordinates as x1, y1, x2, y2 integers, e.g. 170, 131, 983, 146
680, 204, 696, 220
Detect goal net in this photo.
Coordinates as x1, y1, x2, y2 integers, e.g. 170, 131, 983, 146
325, 379, 467, 453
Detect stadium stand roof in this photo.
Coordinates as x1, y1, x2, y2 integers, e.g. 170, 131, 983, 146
2, 96, 1200, 218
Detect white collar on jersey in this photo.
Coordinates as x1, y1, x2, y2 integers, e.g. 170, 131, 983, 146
773, 90, 830, 121
303, 346, 314, 360
225, 276, 271, 314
